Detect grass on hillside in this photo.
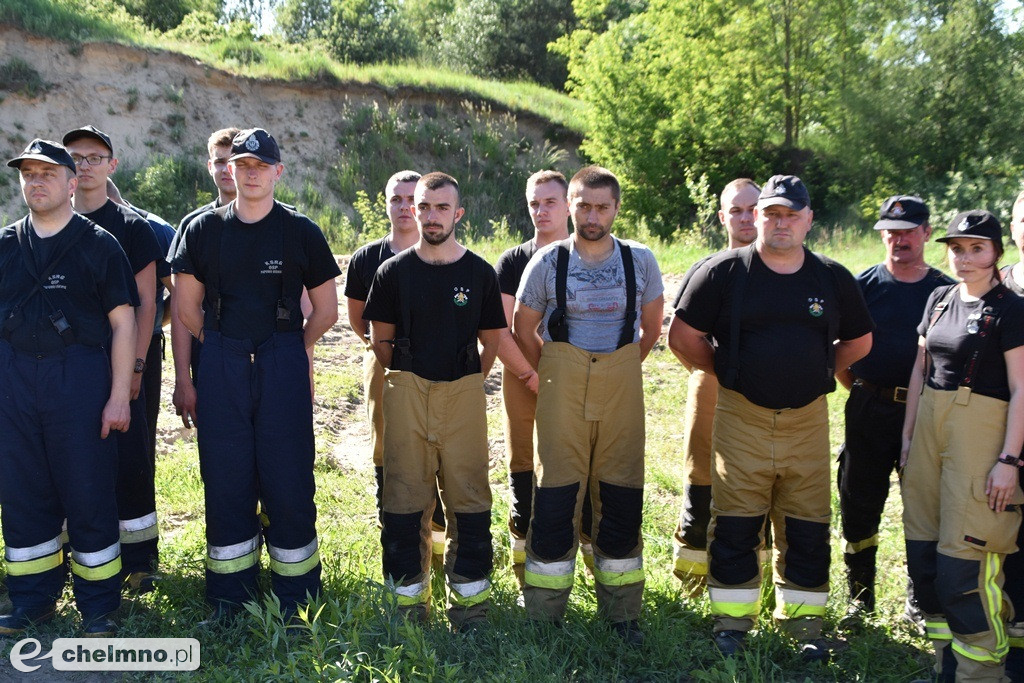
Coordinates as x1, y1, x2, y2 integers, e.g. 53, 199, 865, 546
0, 231, 978, 681
0, 0, 586, 134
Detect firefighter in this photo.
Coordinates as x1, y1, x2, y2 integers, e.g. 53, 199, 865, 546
172, 128, 340, 624
902, 210, 1024, 682
363, 172, 506, 632
0, 139, 138, 636
513, 166, 664, 645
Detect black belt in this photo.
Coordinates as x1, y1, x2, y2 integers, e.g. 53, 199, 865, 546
853, 378, 907, 404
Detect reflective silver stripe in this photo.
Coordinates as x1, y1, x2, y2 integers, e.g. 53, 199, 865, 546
432, 530, 446, 543
593, 556, 642, 573
120, 512, 158, 533
674, 546, 706, 562
267, 538, 318, 563
708, 587, 761, 604
525, 557, 575, 576
208, 535, 261, 561
71, 542, 120, 567
580, 542, 593, 556
511, 536, 526, 552
395, 581, 428, 598
6, 536, 62, 562
450, 579, 490, 598
776, 587, 828, 607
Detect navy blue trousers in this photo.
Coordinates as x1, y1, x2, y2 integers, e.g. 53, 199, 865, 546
0, 341, 121, 619
196, 331, 321, 609
115, 383, 157, 574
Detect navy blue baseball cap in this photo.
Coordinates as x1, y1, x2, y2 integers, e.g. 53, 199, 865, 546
229, 128, 281, 164
874, 195, 929, 231
937, 210, 1003, 244
62, 125, 114, 154
757, 175, 810, 211
7, 139, 77, 175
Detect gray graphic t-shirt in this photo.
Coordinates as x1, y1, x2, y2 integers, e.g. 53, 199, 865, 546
517, 238, 663, 353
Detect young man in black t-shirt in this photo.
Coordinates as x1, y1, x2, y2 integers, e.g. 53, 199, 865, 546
494, 170, 567, 589
63, 125, 164, 593
673, 175, 874, 661
833, 196, 952, 629
344, 170, 448, 558
0, 140, 138, 636
173, 128, 340, 624
169, 127, 240, 431
364, 172, 505, 632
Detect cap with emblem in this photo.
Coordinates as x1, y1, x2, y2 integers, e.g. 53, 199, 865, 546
61, 125, 113, 154
936, 209, 1003, 244
229, 128, 281, 164
874, 195, 929, 231
7, 139, 77, 175
756, 174, 810, 211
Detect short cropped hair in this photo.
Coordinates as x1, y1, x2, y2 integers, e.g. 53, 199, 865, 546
720, 178, 761, 207
386, 170, 422, 190
207, 127, 241, 157
568, 166, 620, 202
526, 170, 568, 195
418, 172, 461, 206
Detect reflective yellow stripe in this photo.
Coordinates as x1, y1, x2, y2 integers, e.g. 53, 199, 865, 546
925, 620, 953, 641
953, 640, 1006, 664
525, 570, 574, 590
674, 557, 708, 576
207, 550, 259, 574
844, 534, 879, 555
710, 600, 759, 619
775, 587, 828, 619
270, 548, 320, 577
71, 555, 121, 581
7, 549, 63, 576
394, 581, 429, 606
776, 601, 827, 619
512, 549, 526, 564
593, 567, 644, 587
1010, 636, 1024, 649
432, 530, 445, 557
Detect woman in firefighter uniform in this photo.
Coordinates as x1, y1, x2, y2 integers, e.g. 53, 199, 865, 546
902, 210, 1024, 682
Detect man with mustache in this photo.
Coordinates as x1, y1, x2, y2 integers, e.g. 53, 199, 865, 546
363, 172, 506, 632
513, 166, 664, 645
835, 196, 951, 629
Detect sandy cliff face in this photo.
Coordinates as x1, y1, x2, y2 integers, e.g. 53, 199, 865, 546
0, 26, 577, 223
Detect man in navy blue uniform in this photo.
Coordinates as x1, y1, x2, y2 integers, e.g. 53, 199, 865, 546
835, 196, 952, 628
0, 139, 138, 636
173, 128, 340, 624
64, 125, 164, 593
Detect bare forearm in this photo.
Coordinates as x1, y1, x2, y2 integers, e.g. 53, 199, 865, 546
134, 298, 157, 360
170, 308, 194, 382
836, 367, 854, 391
497, 329, 534, 378
480, 341, 499, 376
110, 317, 136, 403
303, 308, 339, 350
1001, 389, 1024, 457
835, 341, 870, 375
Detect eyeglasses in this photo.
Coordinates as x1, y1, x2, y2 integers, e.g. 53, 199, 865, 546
70, 154, 111, 167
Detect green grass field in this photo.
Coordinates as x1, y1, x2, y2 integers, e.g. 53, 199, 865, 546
0, 231, 1001, 681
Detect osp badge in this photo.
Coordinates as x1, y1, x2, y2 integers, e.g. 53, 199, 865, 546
808, 297, 825, 317
453, 286, 470, 307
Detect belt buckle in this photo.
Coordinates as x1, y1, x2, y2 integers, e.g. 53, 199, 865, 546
893, 386, 908, 403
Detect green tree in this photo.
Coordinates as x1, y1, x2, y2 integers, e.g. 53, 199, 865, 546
440, 0, 576, 88
276, 0, 416, 63
116, 0, 217, 31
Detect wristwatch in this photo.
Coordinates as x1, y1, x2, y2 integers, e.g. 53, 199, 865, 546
134, 358, 146, 374
997, 453, 1024, 468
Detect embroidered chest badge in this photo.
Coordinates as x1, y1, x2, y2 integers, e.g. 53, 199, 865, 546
453, 287, 470, 307
808, 297, 824, 317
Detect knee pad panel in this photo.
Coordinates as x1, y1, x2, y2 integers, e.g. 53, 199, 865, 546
783, 517, 830, 587
680, 484, 712, 548
595, 481, 643, 557
453, 511, 493, 579
530, 482, 579, 560
935, 554, 988, 635
381, 510, 423, 582
709, 514, 765, 585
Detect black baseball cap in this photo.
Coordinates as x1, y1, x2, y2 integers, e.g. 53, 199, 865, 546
874, 195, 929, 231
757, 175, 810, 211
937, 210, 1003, 244
229, 128, 281, 164
7, 139, 77, 175
62, 125, 114, 154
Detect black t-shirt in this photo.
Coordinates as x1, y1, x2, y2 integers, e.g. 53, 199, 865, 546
363, 249, 507, 381
344, 237, 396, 302
850, 264, 954, 388
84, 200, 163, 276
677, 246, 874, 409
0, 214, 138, 352
495, 239, 538, 296
917, 283, 1024, 401
172, 202, 341, 344
170, 200, 219, 260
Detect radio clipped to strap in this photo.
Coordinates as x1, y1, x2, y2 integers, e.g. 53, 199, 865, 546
392, 255, 414, 371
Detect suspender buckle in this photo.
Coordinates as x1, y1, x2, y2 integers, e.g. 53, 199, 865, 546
893, 387, 908, 403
